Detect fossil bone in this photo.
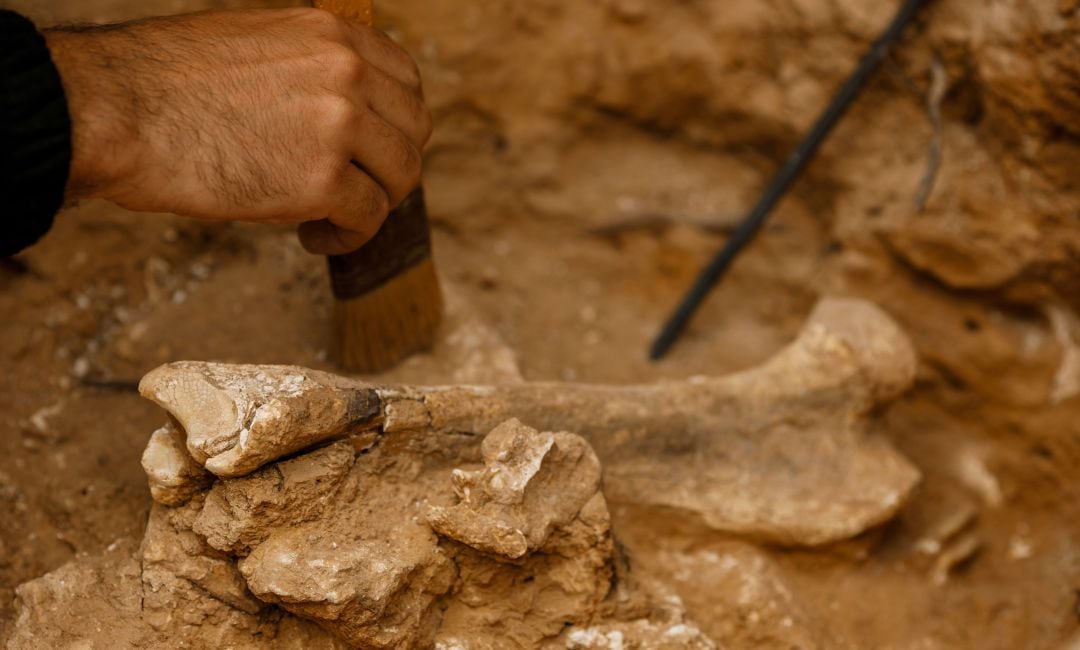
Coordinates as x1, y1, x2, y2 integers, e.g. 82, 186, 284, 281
140, 421, 214, 506
427, 417, 604, 559
139, 297, 921, 546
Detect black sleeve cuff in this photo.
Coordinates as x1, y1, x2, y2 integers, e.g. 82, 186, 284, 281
0, 10, 72, 258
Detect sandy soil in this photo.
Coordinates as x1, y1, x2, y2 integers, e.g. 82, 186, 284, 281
2, 0, 1078, 647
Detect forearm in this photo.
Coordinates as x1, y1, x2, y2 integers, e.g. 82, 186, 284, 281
0, 11, 72, 258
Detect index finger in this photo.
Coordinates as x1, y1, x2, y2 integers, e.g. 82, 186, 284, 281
340, 22, 423, 92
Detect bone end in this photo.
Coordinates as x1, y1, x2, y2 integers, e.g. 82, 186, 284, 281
140, 422, 214, 506
139, 362, 241, 465
140, 362, 380, 479
808, 297, 917, 401
428, 418, 604, 558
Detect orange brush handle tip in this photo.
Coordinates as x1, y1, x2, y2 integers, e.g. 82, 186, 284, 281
312, 0, 374, 25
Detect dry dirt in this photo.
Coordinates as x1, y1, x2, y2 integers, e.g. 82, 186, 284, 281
2, 0, 1079, 647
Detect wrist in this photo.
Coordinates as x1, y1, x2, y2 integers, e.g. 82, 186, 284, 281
44, 28, 141, 203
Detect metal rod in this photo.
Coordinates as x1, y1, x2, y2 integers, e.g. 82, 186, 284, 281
649, 0, 928, 360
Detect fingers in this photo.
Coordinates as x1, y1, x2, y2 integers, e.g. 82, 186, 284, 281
298, 166, 390, 255
298, 219, 370, 256
338, 23, 423, 93
348, 109, 423, 207
345, 63, 432, 152
289, 10, 428, 256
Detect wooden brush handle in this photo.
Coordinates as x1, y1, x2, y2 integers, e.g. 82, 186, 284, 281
313, 0, 373, 26
312, 0, 434, 300
327, 189, 432, 298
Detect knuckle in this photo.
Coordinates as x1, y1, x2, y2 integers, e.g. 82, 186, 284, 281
319, 96, 357, 134
322, 45, 365, 82
310, 167, 344, 207
302, 7, 342, 32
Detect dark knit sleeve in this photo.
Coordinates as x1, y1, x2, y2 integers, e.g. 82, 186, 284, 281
0, 10, 72, 258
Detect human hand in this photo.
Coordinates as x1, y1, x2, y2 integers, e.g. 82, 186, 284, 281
45, 8, 432, 254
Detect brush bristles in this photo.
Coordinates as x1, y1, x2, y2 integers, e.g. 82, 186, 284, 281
332, 258, 443, 373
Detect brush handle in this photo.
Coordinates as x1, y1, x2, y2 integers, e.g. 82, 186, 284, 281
313, 0, 373, 25
312, 0, 434, 299
327, 189, 432, 298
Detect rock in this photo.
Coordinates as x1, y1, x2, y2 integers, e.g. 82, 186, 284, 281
240, 527, 456, 649
7, 540, 146, 649
561, 618, 717, 649
911, 498, 985, 586
192, 441, 356, 554
15, 414, 673, 649
654, 543, 822, 650
6, 536, 344, 649
141, 500, 263, 623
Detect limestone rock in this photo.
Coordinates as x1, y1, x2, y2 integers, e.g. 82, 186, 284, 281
6, 538, 345, 649
141, 500, 263, 623
240, 527, 456, 649
560, 618, 718, 650
193, 441, 356, 554
7, 540, 146, 649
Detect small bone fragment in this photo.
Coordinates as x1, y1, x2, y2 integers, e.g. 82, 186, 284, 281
139, 363, 379, 478
955, 447, 1003, 508
931, 531, 983, 586
140, 297, 921, 546
141, 421, 213, 506
914, 501, 977, 557
432, 425, 616, 647
427, 418, 602, 558
1047, 304, 1080, 404
912, 499, 984, 585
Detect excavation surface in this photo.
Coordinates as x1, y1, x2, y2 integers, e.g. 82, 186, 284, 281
2, 0, 1079, 647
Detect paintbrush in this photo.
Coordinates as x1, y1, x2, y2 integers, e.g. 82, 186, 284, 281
313, 0, 443, 373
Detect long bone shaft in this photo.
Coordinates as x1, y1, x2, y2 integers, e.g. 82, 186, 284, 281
140, 297, 920, 545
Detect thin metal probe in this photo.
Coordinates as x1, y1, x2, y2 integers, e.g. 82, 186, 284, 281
649, 0, 928, 360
